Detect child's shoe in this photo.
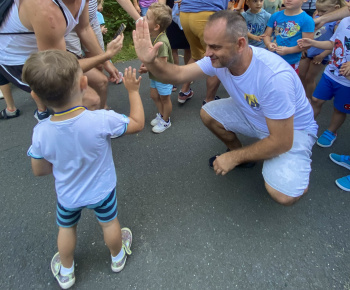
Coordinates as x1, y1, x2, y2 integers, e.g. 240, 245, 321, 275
51, 252, 75, 289
335, 175, 350, 192
178, 89, 193, 103
34, 108, 51, 122
111, 227, 132, 273
317, 130, 337, 147
152, 118, 171, 133
329, 153, 350, 170
150, 113, 162, 126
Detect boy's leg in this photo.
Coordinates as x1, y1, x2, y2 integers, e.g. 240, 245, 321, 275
99, 217, 122, 257
150, 87, 162, 115
328, 107, 346, 133
57, 225, 77, 268
298, 57, 310, 86
311, 96, 326, 118
0, 84, 16, 111
159, 94, 172, 122
311, 74, 334, 118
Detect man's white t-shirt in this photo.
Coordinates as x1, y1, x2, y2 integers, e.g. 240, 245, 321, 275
27, 110, 129, 208
197, 46, 318, 135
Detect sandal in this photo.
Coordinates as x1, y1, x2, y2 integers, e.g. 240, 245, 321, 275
0, 108, 20, 119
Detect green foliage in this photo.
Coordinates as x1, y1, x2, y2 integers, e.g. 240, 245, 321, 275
103, 0, 135, 44
102, 0, 138, 62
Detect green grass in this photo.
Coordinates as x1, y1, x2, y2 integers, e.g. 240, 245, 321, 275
111, 31, 137, 63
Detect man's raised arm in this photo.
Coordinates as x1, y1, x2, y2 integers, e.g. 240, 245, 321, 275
132, 19, 206, 85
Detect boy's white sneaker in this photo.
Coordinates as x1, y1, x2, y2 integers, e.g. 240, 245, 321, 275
152, 118, 171, 133
111, 227, 132, 273
150, 113, 162, 126
51, 252, 75, 289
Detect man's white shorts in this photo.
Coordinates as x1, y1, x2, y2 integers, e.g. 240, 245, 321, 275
203, 98, 317, 197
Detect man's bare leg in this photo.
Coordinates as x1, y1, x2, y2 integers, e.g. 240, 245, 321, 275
83, 86, 101, 110
265, 182, 307, 206
84, 68, 108, 109
200, 108, 242, 150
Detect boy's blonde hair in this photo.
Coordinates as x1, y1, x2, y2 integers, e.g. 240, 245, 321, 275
317, 0, 346, 8
22, 50, 81, 108
148, 3, 172, 32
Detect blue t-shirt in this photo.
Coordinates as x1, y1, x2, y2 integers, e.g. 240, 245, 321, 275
307, 17, 337, 59
267, 10, 314, 64
96, 11, 105, 25
180, 0, 228, 13
242, 9, 271, 48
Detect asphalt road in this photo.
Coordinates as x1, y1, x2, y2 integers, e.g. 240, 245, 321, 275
1, 58, 349, 289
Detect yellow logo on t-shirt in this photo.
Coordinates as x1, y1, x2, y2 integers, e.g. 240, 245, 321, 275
244, 94, 260, 110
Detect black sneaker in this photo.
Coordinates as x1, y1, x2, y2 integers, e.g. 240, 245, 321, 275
202, 95, 221, 106
209, 148, 256, 169
34, 108, 51, 122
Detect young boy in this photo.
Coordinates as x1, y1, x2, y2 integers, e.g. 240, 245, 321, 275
24, 49, 144, 289
298, 16, 350, 148
139, 3, 174, 133
242, 0, 271, 48
264, 0, 315, 73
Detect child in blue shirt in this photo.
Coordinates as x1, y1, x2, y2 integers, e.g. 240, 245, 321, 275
264, 0, 315, 73
242, 0, 271, 48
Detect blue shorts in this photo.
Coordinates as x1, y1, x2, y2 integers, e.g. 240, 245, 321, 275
150, 79, 173, 96
140, 6, 148, 17
313, 73, 350, 114
56, 188, 118, 228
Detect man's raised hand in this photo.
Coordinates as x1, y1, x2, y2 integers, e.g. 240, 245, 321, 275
132, 18, 163, 64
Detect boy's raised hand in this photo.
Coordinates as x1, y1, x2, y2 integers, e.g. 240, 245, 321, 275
123, 66, 142, 92
132, 18, 163, 64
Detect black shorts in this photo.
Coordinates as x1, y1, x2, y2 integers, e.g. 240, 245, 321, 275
166, 21, 190, 50
0, 64, 31, 93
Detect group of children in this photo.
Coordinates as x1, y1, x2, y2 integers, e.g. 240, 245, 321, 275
21, 1, 350, 289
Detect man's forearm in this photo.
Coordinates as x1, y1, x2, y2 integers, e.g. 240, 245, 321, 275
318, 5, 350, 24
78, 54, 111, 73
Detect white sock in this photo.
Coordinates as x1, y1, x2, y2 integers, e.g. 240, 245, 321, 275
60, 261, 74, 276
111, 248, 125, 263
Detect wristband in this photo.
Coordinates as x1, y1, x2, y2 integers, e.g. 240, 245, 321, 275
135, 17, 143, 24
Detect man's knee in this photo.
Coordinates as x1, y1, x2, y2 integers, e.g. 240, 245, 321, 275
265, 182, 304, 206
85, 69, 108, 90
83, 86, 100, 110
200, 108, 212, 126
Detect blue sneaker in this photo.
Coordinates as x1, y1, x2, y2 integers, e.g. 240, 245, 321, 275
34, 108, 51, 122
317, 130, 337, 147
335, 175, 350, 192
329, 153, 350, 170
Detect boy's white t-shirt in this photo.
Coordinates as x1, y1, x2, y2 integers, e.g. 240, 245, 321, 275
28, 110, 129, 208
325, 16, 350, 87
197, 46, 317, 135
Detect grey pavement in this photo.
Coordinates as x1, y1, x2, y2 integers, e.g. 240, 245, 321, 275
1, 58, 350, 290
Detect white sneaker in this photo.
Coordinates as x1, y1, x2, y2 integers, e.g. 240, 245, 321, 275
150, 113, 162, 126
152, 118, 171, 133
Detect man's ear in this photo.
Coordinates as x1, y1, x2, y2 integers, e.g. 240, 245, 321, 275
80, 75, 88, 91
237, 36, 247, 52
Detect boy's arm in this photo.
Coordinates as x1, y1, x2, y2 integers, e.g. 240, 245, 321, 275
297, 38, 334, 50
276, 32, 314, 56
31, 158, 53, 176
123, 67, 145, 134
248, 32, 264, 42
264, 27, 277, 51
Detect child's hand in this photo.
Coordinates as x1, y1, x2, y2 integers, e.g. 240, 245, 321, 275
253, 35, 265, 42
312, 54, 324, 65
339, 62, 350, 79
138, 63, 148, 74
123, 66, 142, 92
101, 25, 108, 35
276, 46, 289, 56
301, 51, 307, 59
297, 38, 313, 49
267, 43, 277, 52
134, 3, 141, 14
